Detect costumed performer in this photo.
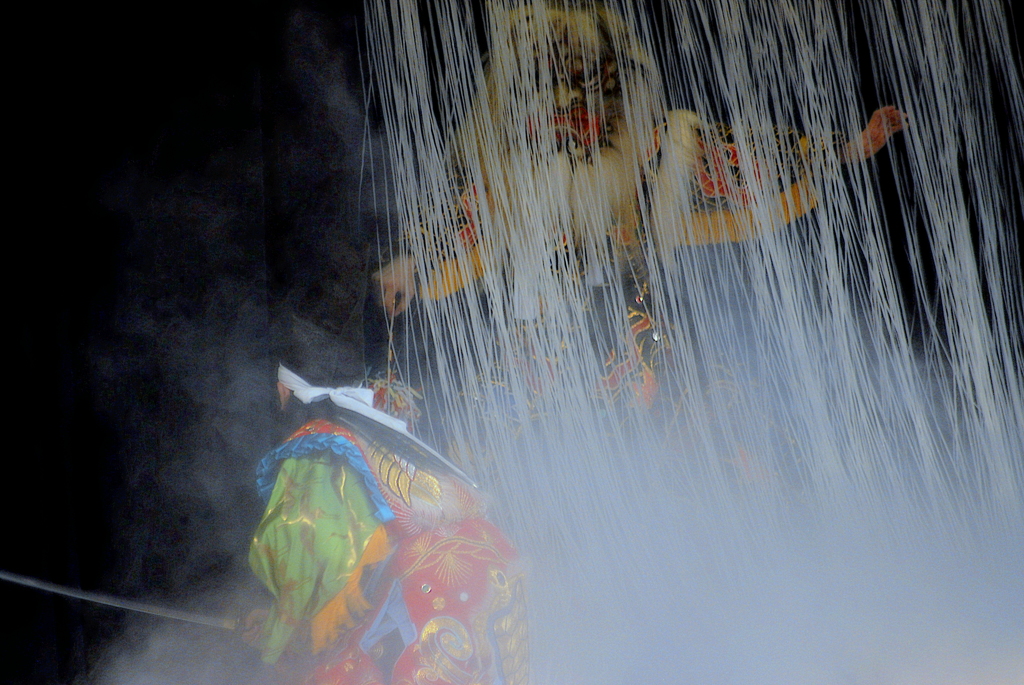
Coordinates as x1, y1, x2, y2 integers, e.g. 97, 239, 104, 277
248, 360, 528, 685
374, 2, 907, 409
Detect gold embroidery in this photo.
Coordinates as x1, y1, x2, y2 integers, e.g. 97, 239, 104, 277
491, 573, 530, 685
364, 441, 444, 510
398, 535, 511, 585
415, 617, 476, 684
364, 442, 414, 506
411, 469, 444, 506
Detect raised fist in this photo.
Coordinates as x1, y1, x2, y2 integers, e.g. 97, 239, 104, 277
374, 254, 417, 318
843, 105, 909, 163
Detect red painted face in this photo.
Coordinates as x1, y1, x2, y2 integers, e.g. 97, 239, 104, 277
551, 106, 604, 148
524, 54, 617, 162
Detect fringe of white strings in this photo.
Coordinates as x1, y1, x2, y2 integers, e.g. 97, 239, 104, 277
366, 0, 1022, 560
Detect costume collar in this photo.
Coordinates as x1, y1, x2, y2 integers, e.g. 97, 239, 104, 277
277, 365, 477, 488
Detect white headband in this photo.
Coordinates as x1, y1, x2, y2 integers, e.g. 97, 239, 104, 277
277, 364, 409, 433
277, 364, 477, 487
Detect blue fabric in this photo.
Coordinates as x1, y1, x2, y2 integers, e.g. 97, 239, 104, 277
359, 579, 417, 653
256, 432, 395, 523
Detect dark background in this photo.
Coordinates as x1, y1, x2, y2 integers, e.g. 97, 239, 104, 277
6, 1, 388, 681
3, 0, 1018, 682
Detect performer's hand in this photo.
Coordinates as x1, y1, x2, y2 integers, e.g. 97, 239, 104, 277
239, 608, 268, 645
375, 254, 417, 318
842, 106, 909, 163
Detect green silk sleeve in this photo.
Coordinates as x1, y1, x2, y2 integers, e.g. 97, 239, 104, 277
248, 453, 380, 663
